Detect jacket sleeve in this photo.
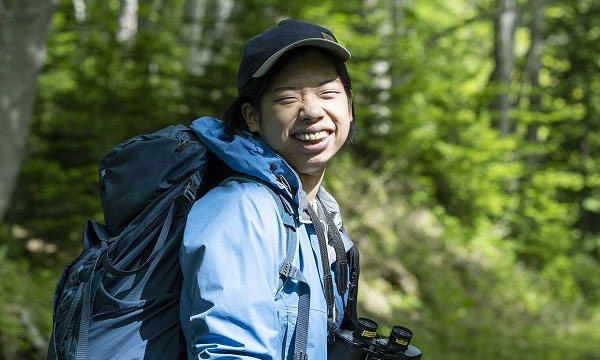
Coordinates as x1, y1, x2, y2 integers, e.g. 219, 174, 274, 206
180, 181, 287, 359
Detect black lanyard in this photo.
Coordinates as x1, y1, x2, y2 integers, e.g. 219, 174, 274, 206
305, 200, 349, 342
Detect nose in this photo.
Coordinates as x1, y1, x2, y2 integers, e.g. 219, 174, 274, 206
299, 93, 325, 122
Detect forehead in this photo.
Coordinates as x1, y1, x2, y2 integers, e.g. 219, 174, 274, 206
267, 49, 341, 90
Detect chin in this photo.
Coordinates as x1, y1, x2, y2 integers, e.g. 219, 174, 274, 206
295, 159, 330, 176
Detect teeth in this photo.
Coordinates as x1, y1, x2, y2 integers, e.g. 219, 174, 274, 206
295, 131, 329, 141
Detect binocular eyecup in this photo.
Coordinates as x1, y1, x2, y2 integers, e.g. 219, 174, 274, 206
330, 317, 422, 360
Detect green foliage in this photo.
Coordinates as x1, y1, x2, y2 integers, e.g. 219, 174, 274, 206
4, 0, 600, 358
0, 226, 57, 359
327, 157, 600, 359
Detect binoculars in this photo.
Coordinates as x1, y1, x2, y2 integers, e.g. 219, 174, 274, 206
328, 247, 423, 359
329, 317, 422, 360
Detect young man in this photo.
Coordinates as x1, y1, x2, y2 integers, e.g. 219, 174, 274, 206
180, 19, 355, 359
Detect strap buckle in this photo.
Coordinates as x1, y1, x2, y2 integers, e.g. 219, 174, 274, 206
175, 177, 199, 216
181, 181, 197, 204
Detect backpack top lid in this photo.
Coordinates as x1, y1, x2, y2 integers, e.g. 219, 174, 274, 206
99, 125, 208, 236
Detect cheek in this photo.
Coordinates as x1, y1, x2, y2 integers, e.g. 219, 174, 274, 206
333, 100, 352, 127
272, 110, 296, 136
260, 109, 294, 143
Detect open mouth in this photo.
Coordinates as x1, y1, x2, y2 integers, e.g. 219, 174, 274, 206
292, 130, 332, 144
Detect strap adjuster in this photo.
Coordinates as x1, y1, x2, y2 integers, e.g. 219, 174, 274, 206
280, 262, 292, 277
182, 180, 197, 204
293, 352, 308, 360
279, 262, 301, 280
175, 177, 199, 216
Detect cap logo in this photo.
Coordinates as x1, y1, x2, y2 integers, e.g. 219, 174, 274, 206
321, 32, 335, 42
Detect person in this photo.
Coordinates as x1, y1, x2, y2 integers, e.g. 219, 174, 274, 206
179, 19, 356, 359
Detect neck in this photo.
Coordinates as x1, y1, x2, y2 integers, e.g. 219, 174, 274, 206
298, 169, 325, 204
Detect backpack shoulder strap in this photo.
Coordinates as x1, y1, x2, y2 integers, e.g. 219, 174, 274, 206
219, 175, 300, 285
220, 175, 310, 360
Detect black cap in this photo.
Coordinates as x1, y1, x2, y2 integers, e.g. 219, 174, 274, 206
237, 19, 351, 92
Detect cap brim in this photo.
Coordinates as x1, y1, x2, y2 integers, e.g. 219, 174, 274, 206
252, 38, 351, 78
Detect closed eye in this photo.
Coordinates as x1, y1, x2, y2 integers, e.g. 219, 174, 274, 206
275, 96, 298, 104
321, 90, 341, 99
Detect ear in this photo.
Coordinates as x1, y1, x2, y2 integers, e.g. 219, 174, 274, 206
241, 103, 260, 133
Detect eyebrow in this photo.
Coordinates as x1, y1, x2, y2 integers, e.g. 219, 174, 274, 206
270, 77, 339, 93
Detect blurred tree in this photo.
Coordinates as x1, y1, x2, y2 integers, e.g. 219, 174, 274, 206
489, 0, 518, 135
3, 0, 600, 358
0, 0, 56, 220
524, 0, 544, 159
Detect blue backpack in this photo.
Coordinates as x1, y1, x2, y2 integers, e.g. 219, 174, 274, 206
47, 125, 309, 359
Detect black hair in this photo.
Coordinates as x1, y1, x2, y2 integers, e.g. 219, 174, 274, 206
223, 46, 356, 143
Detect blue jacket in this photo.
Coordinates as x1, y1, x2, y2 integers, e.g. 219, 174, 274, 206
180, 117, 353, 359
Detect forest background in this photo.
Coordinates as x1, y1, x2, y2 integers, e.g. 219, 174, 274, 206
1, 0, 600, 359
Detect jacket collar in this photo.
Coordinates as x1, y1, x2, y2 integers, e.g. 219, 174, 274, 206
299, 187, 343, 230
191, 116, 301, 206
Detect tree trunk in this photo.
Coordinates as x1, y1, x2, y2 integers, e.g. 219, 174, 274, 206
72, 0, 86, 23
517, 0, 545, 237
185, 0, 207, 75
184, 0, 235, 76
389, 0, 404, 37
490, 0, 518, 135
0, 0, 56, 221
210, 0, 234, 63
117, 0, 138, 43
388, 0, 404, 88
199, 0, 235, 71
525, 0, 544, 167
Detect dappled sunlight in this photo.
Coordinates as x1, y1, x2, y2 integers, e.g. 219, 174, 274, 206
2, 0, 600, 358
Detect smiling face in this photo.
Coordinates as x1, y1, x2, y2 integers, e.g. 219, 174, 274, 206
242, 49, 353, 177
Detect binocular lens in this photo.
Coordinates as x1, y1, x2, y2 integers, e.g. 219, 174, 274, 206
353, 317, 378, 341
389, 325, 413, 350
